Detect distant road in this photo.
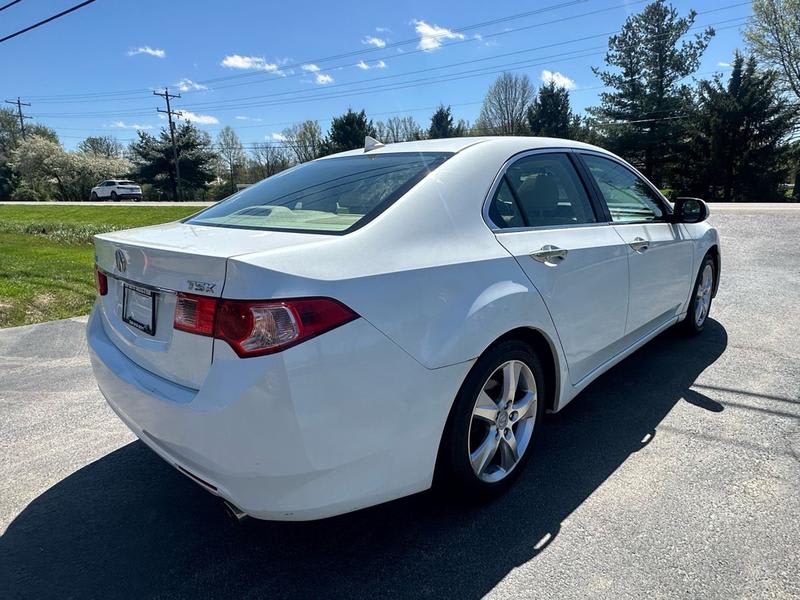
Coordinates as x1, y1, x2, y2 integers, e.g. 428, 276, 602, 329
1, 201, 798, 209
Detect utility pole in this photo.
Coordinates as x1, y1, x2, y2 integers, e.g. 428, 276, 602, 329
5, 97, 31, 139
154, 88, 183, 201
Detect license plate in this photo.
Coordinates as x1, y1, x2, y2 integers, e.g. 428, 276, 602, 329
122, 284, 157, 335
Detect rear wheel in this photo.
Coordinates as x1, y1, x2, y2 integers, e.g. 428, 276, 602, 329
682, 255, 715, 334
438, 340, 544, 497
110, 191, 118, 201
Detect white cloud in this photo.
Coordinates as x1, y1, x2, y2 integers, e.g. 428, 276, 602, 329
302, 63, 321, 73
235, 115, 262, 122
127, 46, 165, 58
413, 20, 465, 51
315, 73, 333, 85
362, 36, 386, 48
270, 132, 287, 141
376, 26, 390, 33
176, 110, 219, 125
176, 78, 207, 92
717, 61, 732, 68
109, 121, 153, 130
540, 70, 576, 90
221, 54, 281, 74
356, 59, 387, 70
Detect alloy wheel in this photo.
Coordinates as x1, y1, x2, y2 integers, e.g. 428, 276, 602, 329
468, 359, 537, 483
694, 263, 714, 327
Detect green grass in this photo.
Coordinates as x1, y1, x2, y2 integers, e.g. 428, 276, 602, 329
0, 205, 201, 328
0, 205, 200, 245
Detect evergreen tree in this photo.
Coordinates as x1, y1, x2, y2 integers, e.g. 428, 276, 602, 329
590, 0, 714, 186
323, 109, 375, 153
129, 122, 217, 199
527, 82, 573, 138
681, 53, 798, 201
428, 105, 465, 138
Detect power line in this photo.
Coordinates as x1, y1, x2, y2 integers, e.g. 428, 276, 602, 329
154, 88, 183, 201
0, 0, 96, 44
5, 97, 31, 138
18, 0, 751, 105
28, 12, 749, 121
0, 0, 23, 13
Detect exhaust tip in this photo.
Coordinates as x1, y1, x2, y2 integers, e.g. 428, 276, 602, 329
223, 500, 249, 524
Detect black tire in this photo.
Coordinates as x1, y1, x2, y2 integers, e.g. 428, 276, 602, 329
437, 340, 545, 498
90, 192, 98, 201
681, 254, 715, 335
110, 191, 118, 201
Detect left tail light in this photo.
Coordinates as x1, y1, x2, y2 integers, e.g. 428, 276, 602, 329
96, 269, 108, 296
173, 295, 358, 357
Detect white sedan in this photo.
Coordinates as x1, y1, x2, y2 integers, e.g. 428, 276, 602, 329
87, 137, 720, 521
90, 179, 142, 201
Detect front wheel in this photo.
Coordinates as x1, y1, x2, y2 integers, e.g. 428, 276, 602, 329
682, 255, 715, 334
110, 191, 118, 201
438, 340, 544, 497
90, 192, 98, 201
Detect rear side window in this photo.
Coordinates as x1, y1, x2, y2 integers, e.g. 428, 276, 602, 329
581, 154, 665, 222
187, 152, 451, 234
489, 153, 596, 228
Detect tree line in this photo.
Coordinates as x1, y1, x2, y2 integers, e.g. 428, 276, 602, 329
1, 0, 798, 203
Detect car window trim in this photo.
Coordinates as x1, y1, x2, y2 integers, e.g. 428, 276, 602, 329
573, 150, 673, 224
482, 148, 609, 233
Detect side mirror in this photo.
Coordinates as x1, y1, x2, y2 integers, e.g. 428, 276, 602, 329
673, 197, 709, 224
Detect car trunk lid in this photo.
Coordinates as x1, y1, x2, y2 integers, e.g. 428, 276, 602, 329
93, 221, 327, 388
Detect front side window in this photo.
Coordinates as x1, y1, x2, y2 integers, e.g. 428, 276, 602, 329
489, 153, 597, 229
581, 154, 665, 223
187, 152, 451, 234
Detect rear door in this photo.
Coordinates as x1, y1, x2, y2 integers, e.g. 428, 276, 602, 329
487, 150, 630, 384
578, 152, 693, 336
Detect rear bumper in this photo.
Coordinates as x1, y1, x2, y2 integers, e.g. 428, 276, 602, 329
86, 305, 470, 520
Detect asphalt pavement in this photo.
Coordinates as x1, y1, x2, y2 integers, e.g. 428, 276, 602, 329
1, 207, 799, 599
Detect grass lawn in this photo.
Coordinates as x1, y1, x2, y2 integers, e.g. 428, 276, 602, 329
0, 205, 200, 328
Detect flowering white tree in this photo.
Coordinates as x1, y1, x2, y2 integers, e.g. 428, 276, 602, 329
13, 135, 131, 201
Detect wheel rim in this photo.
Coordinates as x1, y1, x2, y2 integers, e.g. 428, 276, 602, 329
694, 264, 714, 327
468, 359, 537, 483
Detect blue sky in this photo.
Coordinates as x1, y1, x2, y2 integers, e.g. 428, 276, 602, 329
2, 0, 752, 149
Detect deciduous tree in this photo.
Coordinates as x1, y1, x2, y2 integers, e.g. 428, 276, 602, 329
281, 120, 324, 163
216, 126, 246, 192
475, 73, 534, 135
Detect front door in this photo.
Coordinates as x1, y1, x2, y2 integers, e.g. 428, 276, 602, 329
579, 153, 693, 336
488, 151, 630, 384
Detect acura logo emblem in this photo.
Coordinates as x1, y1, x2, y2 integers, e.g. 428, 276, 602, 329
115, 249, 127, 273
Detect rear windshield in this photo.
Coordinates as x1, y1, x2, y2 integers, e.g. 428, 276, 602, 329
118, 180, 136, 185
186, 152, 451, 234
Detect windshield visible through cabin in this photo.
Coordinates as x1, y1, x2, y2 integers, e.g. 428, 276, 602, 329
186, 152, 452, 234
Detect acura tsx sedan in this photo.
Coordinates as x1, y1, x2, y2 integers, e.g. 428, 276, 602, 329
87, 136, 720, 521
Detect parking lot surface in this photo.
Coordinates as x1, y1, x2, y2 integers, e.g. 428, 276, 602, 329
1, 207, 799, 599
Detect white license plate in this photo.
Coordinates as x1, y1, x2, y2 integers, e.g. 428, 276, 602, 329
122, 284, 157, 335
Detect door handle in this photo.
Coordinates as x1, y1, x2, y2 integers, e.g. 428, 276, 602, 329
629, 237, 649, 252
530, 245, 568, 266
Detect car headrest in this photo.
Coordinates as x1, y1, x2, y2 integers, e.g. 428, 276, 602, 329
517, 174, 560, 215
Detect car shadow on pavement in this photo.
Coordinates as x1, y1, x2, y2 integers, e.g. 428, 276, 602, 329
2, 320, 727, 600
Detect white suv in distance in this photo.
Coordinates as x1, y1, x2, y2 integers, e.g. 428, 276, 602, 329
90, 179, 142, 201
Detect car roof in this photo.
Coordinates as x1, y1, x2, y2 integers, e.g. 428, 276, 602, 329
320, 136, 610, 158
